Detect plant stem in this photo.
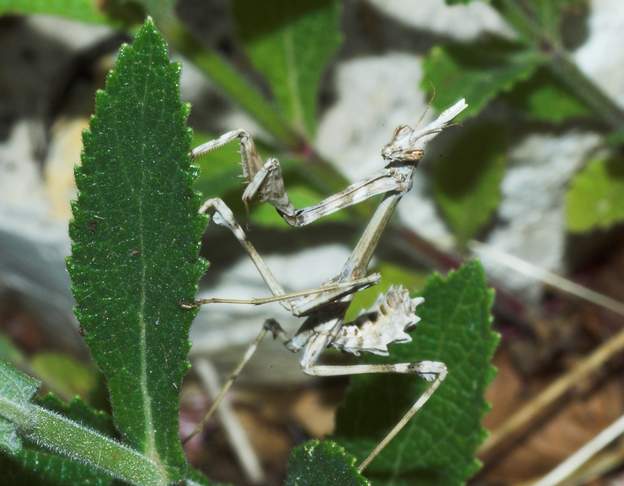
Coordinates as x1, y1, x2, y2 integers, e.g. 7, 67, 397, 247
496, 0, 624, 131
164, 22, 302, 150
0, 398, 168, 486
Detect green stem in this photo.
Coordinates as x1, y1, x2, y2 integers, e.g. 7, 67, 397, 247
496, 0, 624, 131
0, 397, 167, 486
165, 22, 302, 149
549, 51, 624, 130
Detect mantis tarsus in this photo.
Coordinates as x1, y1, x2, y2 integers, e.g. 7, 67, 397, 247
184, 99, 468, 472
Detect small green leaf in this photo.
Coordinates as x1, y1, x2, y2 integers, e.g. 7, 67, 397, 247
0, 360, 39, 413
0, 361, 38, 454
433, 123, 506, 244
0, 418, 20, 454
0, 394, 116, 485
0, 394, 115, 485
0, 334, 26, 368
507, 68, 590, 123
31, 353, 97, 402
68, 18, 206, 478
0, 0, 110, 24
0, 362, 169, 485
335, 261, 499, 485
422, 42, 542, 121
286, 440, 369, 486
232, 0, 342, 136
566, 157, 624, 232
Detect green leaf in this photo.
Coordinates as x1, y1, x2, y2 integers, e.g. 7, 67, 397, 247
286, 440, 369, 486
335, 261, 499, 485
0, 362, 169, 485
422, 42, 542, 121
0, 394, 115, 485
0, 395, 115, 485
0, 360, 39, 454
31, 353, 97, 402
232, 0, 342, 136
433, 123, 506, 244
68, 18, 206, 478
0, 334, 26, 368
0, 0, 110, 24
345, 263, 427, 322
507, 68, 590, 123
0, 449, 113, 486
566, 157, 624, 232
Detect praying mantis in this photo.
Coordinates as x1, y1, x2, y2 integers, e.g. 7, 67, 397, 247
183, 99, 468, 472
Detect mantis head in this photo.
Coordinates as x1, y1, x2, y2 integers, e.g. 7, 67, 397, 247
381, 125, 424, 164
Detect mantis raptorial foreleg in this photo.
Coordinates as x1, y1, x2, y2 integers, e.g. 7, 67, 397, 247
192, 130, 411, 227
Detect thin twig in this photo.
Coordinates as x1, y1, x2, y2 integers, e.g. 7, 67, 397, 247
470, 240, 624, 317
563, 437, 624, 485
192, 358, 265, 484
480, 326, 624, 456
532, 413, 624, 486
184, 325, 271, 445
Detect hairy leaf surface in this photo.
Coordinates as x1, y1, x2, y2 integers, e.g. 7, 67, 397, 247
286, 440, 369, 486
0, 361, 38, 454
232, 0, 342, 136
68, 18, 206, 477
1, 392, 114, 486
335, 261, 498, 485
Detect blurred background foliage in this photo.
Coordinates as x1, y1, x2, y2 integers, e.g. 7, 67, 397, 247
1, 0, 624, 484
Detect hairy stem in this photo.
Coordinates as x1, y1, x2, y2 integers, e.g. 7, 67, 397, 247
496, 0, 624, 131
0, 398, 167, 486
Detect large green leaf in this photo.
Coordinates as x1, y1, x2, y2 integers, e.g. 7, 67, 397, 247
286, 440, 369, 486
335, 261, 499, 485
433, 123, 507, 245
232, 0, 342, 136
566, 157, 624, 232
422, 42, 542, 121
67, 18, 206, 478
